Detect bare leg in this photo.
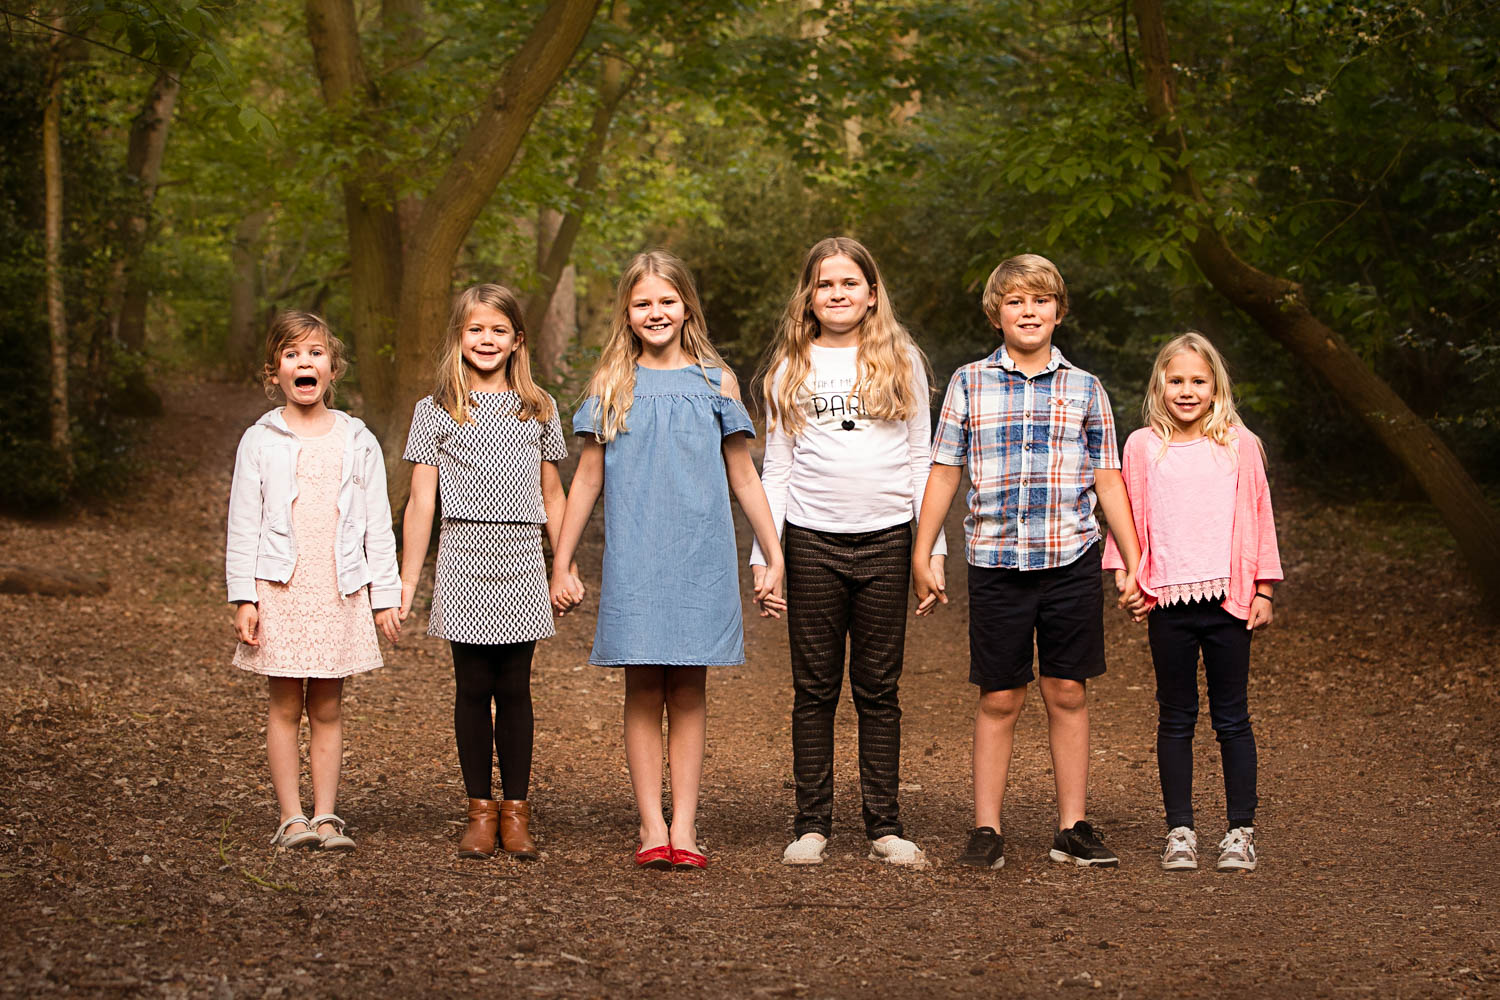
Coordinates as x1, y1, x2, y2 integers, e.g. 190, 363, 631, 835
266, 677, 308, 831
973, 687, 1025, 831
623, 667, 669, 849
1039, 676, 1089, 829
306, 677, 345, 834
665, 667, 708, 854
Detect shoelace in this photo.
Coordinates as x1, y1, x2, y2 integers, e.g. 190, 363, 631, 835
1166, 833, 1196, 855
1219, 829, 1252, 853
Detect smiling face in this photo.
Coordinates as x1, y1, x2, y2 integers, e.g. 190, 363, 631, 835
1161, 349, 1216, 436
811, 253, 875, 342
995, 287, 1059, 364
270, 333, 334, 414
461, 303, 521, 390
628, 274, 688, 362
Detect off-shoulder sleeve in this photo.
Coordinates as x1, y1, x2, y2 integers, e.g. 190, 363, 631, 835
539, 398, 568, 461
573, 395, 601, 437
402, 397, 439, 465
715, 394, 755, 439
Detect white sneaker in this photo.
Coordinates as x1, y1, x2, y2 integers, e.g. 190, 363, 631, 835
1160, 826, 1198, 871
781, 833, 827, 866
1217, 827, 1257, 871
867, 834, 929, 868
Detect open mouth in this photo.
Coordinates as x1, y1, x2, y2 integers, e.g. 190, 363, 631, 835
294, 376, 318, 389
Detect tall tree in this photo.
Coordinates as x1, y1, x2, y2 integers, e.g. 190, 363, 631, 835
43, 10, 71, 479
1130, 0, 1500, 609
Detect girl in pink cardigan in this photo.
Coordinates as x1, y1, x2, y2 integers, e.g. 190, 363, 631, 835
1103, 332, 1281, 874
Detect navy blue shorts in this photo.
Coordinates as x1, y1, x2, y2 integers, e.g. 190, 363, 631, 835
967, 543, 1107, 691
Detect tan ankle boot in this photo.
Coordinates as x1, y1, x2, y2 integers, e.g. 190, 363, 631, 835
457, 798, 499, 858
499, 800, 538, 860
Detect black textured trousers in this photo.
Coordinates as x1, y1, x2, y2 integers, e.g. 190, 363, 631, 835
785, 521, 911, 840
450, 640, 536, 801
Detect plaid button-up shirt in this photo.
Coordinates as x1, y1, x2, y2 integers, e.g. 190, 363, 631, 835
931, 344, 1119, 570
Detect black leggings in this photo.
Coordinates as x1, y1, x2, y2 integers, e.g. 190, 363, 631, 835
451, 641, 535, 801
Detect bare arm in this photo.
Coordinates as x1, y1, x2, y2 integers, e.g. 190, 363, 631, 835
1093, 467, 1142, 610
724, 433, 786, 618
399, 463, 438, 621
912, 463, 962, 615
550, 440, 603, 612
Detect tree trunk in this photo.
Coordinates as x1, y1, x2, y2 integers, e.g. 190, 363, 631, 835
1132, 0, 1500, 612
111, 68, 180, 352
531, 207, 577, 383
43, 13, 71, 478
228, 207, 270, 369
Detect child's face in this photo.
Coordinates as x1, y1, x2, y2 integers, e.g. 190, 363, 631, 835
1162, 350, 1216, 432
628, 274, 686, 354
994, 287, 1059, 358
811, 253, 875, 338
462, 304, 522, 381
271, 334, 332, 410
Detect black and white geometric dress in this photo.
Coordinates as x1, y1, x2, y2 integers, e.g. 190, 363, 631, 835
403, 391, 567, 645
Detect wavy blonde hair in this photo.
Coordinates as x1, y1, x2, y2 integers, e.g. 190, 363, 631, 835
585, 250, 729, 442
261, 311, 347, 408
759, 237, 930, 435
1143, 331, 1252, 461
433, 284, 553, 426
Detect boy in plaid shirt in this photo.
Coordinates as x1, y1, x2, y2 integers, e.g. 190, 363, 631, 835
912, 254, 1141, 870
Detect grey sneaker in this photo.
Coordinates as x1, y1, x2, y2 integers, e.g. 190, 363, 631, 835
1160, 826, 1198, 871
1216, 827, 1257, 871
1048, 821, 1119, 868
955, 827, 1005, 869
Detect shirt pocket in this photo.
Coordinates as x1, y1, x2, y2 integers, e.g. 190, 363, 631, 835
1047, 392, 1090, 443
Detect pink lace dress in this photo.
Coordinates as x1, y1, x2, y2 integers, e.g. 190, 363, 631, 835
233, 415, 384, 679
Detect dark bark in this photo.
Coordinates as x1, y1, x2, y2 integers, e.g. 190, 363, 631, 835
228, 208, 270, 369
111, 68, 180, 353
1132, 0, 1500, 612
43, 13, 70, 477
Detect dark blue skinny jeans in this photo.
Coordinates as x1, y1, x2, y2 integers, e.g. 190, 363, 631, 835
1148, 598, 1258, 830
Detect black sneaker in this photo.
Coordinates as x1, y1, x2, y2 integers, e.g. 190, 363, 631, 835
956, 827, 1005, 869
1049, 821, 1119, 868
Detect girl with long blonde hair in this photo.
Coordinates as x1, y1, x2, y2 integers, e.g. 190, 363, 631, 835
753, 236, 945, 868
399, 283, 579, 861
1104, 332, 1282, 874
550, 250, 786, 872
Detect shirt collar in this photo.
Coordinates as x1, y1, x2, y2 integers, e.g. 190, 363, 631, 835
986, 343, 1071, 374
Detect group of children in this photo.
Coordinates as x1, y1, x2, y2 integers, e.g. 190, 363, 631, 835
225, 242, 1281, 874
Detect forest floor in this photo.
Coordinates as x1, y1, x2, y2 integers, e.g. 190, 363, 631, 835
2, 380, 1498, 999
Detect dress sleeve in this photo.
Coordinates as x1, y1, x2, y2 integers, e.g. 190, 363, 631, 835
402, 398, 439, 466
539, 397, 568, 461
573, 396, 601, 438
715, 395, 756, 439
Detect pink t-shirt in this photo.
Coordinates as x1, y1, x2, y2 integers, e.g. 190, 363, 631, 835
1146, 437, 1237, 603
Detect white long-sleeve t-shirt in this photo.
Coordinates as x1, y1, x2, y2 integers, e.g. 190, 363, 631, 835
750, 343, 947, 566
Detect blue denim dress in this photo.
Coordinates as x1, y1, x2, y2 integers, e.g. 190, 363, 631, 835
574, 365, 756, 666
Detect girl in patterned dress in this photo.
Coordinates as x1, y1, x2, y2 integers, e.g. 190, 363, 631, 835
754, 237, 944, 868
227, 312, 402, 852
549, 250, 786, 871
400, 284, 579, 860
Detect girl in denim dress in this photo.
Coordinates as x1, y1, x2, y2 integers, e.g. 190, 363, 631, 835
550, 250, 787, 871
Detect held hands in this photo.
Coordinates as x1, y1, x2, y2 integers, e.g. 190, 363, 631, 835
233, 602, 260, 646
550, 566, 585, 616
752, 562, 786, 619
374, 607, 401, 643
913, 553, 947, 616
1115, 569, 1147, 622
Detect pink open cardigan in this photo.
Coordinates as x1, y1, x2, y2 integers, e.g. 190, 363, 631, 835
1102, 426, 1282, 620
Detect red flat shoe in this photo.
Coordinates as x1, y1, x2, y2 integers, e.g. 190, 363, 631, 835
634, 844, 673, 870
671, 846, 707, 871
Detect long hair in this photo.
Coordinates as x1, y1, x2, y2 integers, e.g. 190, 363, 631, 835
585, 250, 729, 442
1142, 331, 1251, 460
261, 310, 346, 408
759, 236, 930, 435
433, 284, 554, 425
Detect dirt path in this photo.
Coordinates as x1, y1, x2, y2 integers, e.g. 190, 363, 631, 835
2, 381, 1497, 998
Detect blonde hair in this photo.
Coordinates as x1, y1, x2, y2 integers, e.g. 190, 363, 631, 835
585, 250, 729, 442
1143, 331, 1252, 460
760, 237, 931, 435
433, 284, 554, 425
261, 310, 346, 408
981, 253, 1070, 327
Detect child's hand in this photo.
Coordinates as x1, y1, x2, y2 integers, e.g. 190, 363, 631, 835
234, 602, 260, 646
1114, 570, 1147, 621
754, 562, 786, 619
550, 570, 581, 616
1247, 594, 1274, 630
375, 607, 401, 643
399, 579, 418, 621
913, 556, 947, 616
568, 570, 586, 605
928, 554, 946, 598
